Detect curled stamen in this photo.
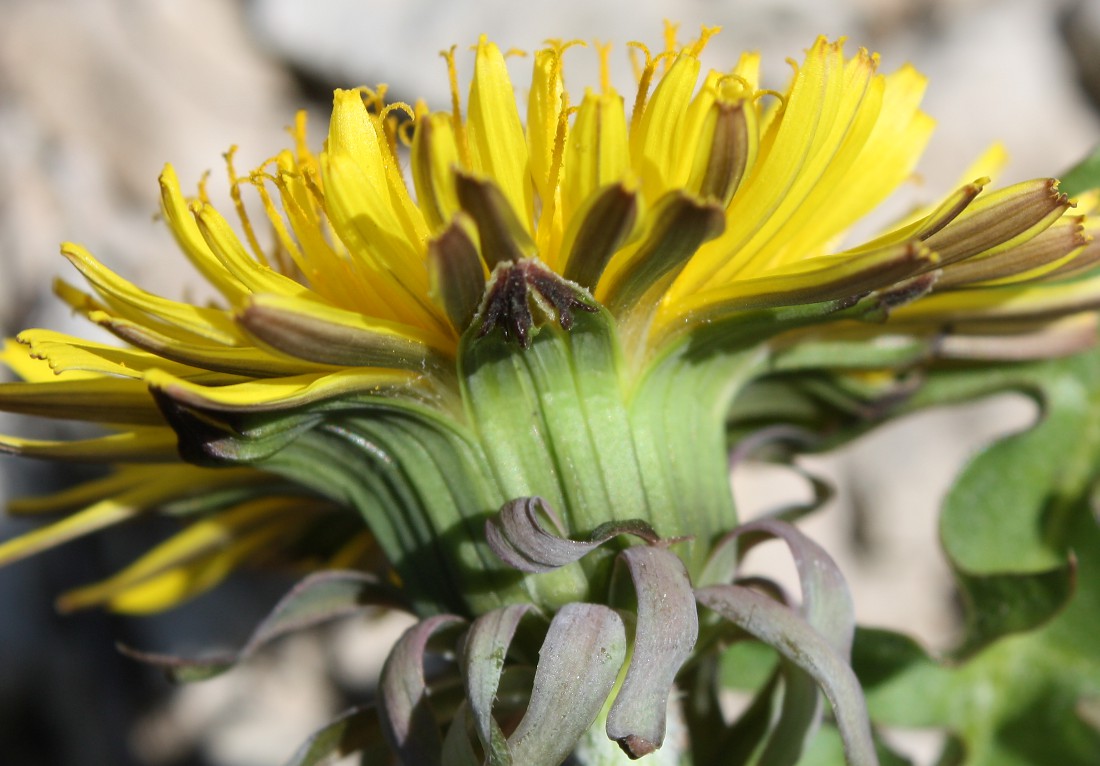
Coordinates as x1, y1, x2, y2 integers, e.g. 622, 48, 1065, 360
662, 19, 680, 58
247, 173, 304, 278
440, 45, 471, 167
223, 147, 267, 266
627, 40, 649, 84
378, 102, 413, 157
396, 119, 416, 148
595, 40, 613, 93
286, 111, 306, 156
754, 88, 787, 109
379, 102, 416, 124
717, 72, 755, 95
196, 170, 212, 205
687, 25, 721, 57
628, 46, 677, 133
363, 84, 390, 113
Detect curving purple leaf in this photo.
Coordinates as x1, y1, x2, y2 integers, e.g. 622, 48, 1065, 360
698, 520, 858, 764
696, 585, 879, 766
700, 466, 833, 589
735, 519, 855, 656
727, 426, 818, 471
461, 604, 533, 765
508, 603, 627, 765
378, 614, 467, 766
486, 496, 658, 573
699, 520, 854, 655
606, 546, 698, 758
119, 570, 407, 682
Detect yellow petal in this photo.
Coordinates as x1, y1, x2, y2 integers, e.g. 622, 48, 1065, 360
192, 202, 318, 299
238, 292, 451, 369
560, 183, 639, 290
411, 112, 463, 233
937, 215, 1089, 288
562, 89, 631, 224
851, 179, 987, 255
665, 240, 935, 327
924, 178, 1072, 265
0, 428, 179, 462
0, 467, 259, 566
56, 497, 319, 614
159, 164, 250, 302
527, 46, 567, 202
694, 41, 884, 286
61, 243, 243, 345
8, 467, 156, 515
326, 90, 430, 283
597, 191, 725, 315
630, 50, 703, 202
322, 150, 445, 332
0, 376, 162, 424
16, 329, 207, 379
466, 37, 533, 227
145, 366, 419, 412
682, 80, 758, 206
2, 337, 95, 382
820, 64, 932, 220
271, 159, 400, 319
82, 310, 324, 378
892, 274, 1100, 322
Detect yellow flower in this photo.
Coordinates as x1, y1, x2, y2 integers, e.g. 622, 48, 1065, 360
2, 29, 1098, 616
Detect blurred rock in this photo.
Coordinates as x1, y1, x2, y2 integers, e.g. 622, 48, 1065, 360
1063, 0, 1100, 114
0, 0, 295, 326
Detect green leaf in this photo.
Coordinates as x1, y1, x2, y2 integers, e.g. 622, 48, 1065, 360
256, 399, 519, 616
1059, 144, 1100, 198
854, 504, 1100, 765
936, 349, 1100, 655
719, 639, 779, 691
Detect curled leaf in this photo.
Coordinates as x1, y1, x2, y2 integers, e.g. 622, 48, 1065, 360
508, 603, 627, 764
736, 519, 855, 655
485, 496, 659, 573
461, 604, 533, 765
606, 546, 699, 758
379, 614, 467, 766
696, 585, 878, 766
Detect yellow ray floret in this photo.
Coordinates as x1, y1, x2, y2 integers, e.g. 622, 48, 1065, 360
1, 29, 1099, 614
0, 467, 264, 567
56, 496, 326, 614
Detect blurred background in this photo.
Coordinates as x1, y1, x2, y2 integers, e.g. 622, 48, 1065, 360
0, 0, 1098, 764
